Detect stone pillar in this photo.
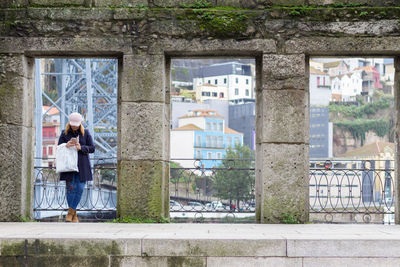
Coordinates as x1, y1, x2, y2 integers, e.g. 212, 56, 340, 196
256, 54, 309, 223
0, 54, 34, 221
118, 54, 169, 220
394, 56, 400, 224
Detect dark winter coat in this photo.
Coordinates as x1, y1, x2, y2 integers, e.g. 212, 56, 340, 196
57, 128, 95, 182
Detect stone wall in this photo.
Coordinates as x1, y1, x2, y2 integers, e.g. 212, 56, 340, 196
0, 1, 400, 222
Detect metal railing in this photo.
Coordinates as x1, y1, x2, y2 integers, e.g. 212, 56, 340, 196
32, 158, 395, 223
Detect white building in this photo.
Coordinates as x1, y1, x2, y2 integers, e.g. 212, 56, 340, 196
195, 83, 228, 103
309, 66, 331, 106
193, 62, 254, 102
331, 72, 362, 102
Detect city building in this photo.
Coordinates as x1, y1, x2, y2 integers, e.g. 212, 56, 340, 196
309, 66, 331, 106
229, 101, 255, 150
331, 72, 362, 102
310, 107, 333, 159
171, 100, 229, 129
170, 110, 243, 169
354, 66, 383, 99
41, 106, 61, 167
193, 62, 254, 103
195, 83, 228, 103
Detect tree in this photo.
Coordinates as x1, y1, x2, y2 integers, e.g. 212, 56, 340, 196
212, 144, 255, 210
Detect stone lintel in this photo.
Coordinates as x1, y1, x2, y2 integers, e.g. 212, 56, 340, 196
150, 38, 276, 55
119, 102, 168, 161
117, 160, 169, 220
121, 54, 166, 103
0, 37, 132, 55
256, 143, 309, 223
286, 37, 400, 55
256, 89, 308, 144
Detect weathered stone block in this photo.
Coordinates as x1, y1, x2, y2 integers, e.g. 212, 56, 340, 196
94, 0, 147, 7
285, 37, 400, 54
121, 55, 165, 103
149, 38, 276, 55
261, 77, 306, 91
207, 257, 302, 267
120, 102, 168, 161
0, 124, 33, 221
288, 240, 400, 257
303, 257, 400, 267
263, 54, 305, 80
142, 239, 286, 257
0, 37, 133, 54
117, 256, 206, 267
0, 74, 33, 127
256, 143, 309, 223
117, 160, 169, 219
152, 0, 209, 7
257, 89, 308, 143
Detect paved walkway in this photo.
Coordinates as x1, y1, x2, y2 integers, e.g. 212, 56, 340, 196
1, 223, 400, 266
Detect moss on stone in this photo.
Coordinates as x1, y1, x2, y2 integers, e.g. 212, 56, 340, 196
1, 240, 121, 257
167, 256, 205, 267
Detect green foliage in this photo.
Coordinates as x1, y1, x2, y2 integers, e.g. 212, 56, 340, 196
111, 216, 169, 223
335, 119, 391, 146
328, 95, 393, 119
213, 144, 254, 209
281, 213, 300, 224
19, 215, 36, 222
180, 0, 212, 9
358, 11, 368, 17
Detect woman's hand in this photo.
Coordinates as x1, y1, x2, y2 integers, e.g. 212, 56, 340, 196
66, 141, 75, 148
75, 143, 81, 151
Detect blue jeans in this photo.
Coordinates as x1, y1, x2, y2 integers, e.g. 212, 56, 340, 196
66, 173, 86, 210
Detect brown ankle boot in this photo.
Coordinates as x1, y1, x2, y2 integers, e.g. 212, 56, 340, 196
65, 208, 74, 222
72, 210, 79, 223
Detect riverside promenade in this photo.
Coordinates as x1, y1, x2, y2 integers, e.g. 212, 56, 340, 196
0, 223, 400, 266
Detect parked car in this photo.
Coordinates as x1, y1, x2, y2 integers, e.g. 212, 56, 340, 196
215, 202, 228, 211
187, 201, 204, 211
170, 200, 183, 210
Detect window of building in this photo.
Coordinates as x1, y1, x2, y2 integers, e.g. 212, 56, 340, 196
227, 136, 232, 147
212, 92, 217, 97
202, 91, 210, 96
48, 147, 53, 155
218, 122, 223, 131
245, 89, 249, 96
208, 80, 211, 84
207, 152, 212, 159
43, 147, 47, 156
217, 152, 222, 159
213, 122, 217, 131
224, 78, 227, 84
235, 88, 239, 95
217, 136, 223, 148
236, 77, 239, 83
196, 135, 201, 146
234, 137, 240, 145
212, 136, 217, 147
206, 135, 211, 147
219, 92, 224, 98
206, 122, 211, 130
215, 79, 218, 85
317, 76, 320, 86
196, 150, 201, 159
246, 79, 249, 85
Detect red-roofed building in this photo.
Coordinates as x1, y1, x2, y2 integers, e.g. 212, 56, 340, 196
42, 106, 61, 167
171, 109, 243, 169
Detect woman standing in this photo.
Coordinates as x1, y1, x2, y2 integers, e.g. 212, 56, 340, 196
58, 112, 95, 222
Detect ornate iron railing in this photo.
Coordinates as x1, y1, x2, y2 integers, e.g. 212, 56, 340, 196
33, 158, 395, 223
